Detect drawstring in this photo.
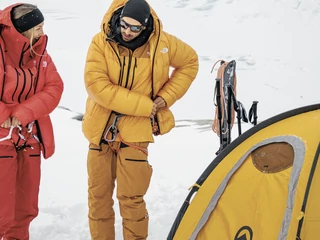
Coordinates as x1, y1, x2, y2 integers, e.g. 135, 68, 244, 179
0, 121, 39, 152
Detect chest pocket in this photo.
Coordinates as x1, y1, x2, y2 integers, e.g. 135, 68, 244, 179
2, 64, 37, 104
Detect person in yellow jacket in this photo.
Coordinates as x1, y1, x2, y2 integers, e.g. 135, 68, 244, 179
82, 0, 198, 239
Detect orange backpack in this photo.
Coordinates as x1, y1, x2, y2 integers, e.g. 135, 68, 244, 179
211, 59, 258, 154
211, 60, 237, 136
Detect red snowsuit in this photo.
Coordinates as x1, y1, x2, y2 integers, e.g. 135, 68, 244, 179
0, 4, 63, 239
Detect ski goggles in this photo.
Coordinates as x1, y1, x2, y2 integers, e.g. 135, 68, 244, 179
120, 20, 145, 33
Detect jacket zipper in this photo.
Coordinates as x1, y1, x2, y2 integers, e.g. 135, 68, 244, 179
12, 68, 20, 101
120, 56, 125, 86
0, 43, 6, 101
32, 38, 47, 156
35, 120, 45, 155
17, 43, 27, 103
25, 69, 34, 99
17, 69, 26, 103
151, 20, 162, 133
130, 58, 137, 90
125, 50, 132, 88
34, 36, 47, 93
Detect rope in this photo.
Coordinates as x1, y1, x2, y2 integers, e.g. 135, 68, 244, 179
0, 122, 39, 151
103, 114, 150, 155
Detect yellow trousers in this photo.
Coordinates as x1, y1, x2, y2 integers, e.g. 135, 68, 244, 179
87, 142, 153, 240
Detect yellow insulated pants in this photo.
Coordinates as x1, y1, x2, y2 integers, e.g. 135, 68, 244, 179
87, 142, 153, 240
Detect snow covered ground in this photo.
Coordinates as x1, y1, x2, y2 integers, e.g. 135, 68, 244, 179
1, 0, 319, 239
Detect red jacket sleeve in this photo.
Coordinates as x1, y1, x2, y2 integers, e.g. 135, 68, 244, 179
11, 54, 64, 126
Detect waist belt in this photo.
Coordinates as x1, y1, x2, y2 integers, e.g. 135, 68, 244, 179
101, 139, 128, 148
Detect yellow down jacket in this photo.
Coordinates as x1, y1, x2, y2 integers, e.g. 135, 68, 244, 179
82, 0, 199, 145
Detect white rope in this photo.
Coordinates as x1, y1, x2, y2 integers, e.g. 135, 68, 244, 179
0, 125, 14, 142
0, 122, 39, 143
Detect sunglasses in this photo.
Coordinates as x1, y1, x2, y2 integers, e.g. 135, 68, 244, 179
120, 20, 145, 33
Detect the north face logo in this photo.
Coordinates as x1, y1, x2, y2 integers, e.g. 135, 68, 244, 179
160, 48, 168, 53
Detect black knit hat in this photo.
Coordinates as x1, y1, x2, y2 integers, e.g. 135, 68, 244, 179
120, 0, 150, 26
12, 7, 44, 33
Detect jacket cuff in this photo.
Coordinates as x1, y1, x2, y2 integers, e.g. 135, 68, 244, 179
11, 106, 33, 127
157, 92, 175, 108
0, 105, 12, 125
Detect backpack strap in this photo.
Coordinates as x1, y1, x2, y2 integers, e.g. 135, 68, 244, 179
248, 101, 259, 125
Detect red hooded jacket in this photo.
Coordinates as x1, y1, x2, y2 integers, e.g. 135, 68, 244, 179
0, 4, 63, 159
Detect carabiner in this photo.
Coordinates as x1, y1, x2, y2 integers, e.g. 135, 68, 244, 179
103, 114, 125, 142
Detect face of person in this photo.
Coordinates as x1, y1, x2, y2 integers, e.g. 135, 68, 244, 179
23, 21, 44, 44
120, 17, 145, 42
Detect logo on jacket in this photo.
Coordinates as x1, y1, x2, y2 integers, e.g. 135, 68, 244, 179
43, 61, 47, 67
160, 47, 168, 54
234, 226, 253, 240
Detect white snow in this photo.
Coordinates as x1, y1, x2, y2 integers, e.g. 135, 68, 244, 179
1, 0, 319, 239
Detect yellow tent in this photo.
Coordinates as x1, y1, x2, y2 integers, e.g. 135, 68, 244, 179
168, 104, 320, 240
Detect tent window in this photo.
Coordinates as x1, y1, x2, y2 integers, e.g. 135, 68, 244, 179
251, 142, 294, 173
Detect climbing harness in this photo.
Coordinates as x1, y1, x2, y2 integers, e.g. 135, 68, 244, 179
102, 113, 159, 156
0, 121, 39, 152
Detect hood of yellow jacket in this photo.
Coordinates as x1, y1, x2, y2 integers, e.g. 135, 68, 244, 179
100, 0, 162, 36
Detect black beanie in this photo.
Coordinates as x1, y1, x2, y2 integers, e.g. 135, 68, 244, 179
120, 0, 150, 26
12, 8, 44, 33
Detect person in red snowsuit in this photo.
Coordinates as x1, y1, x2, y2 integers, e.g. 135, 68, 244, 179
0, 3, 63, 240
